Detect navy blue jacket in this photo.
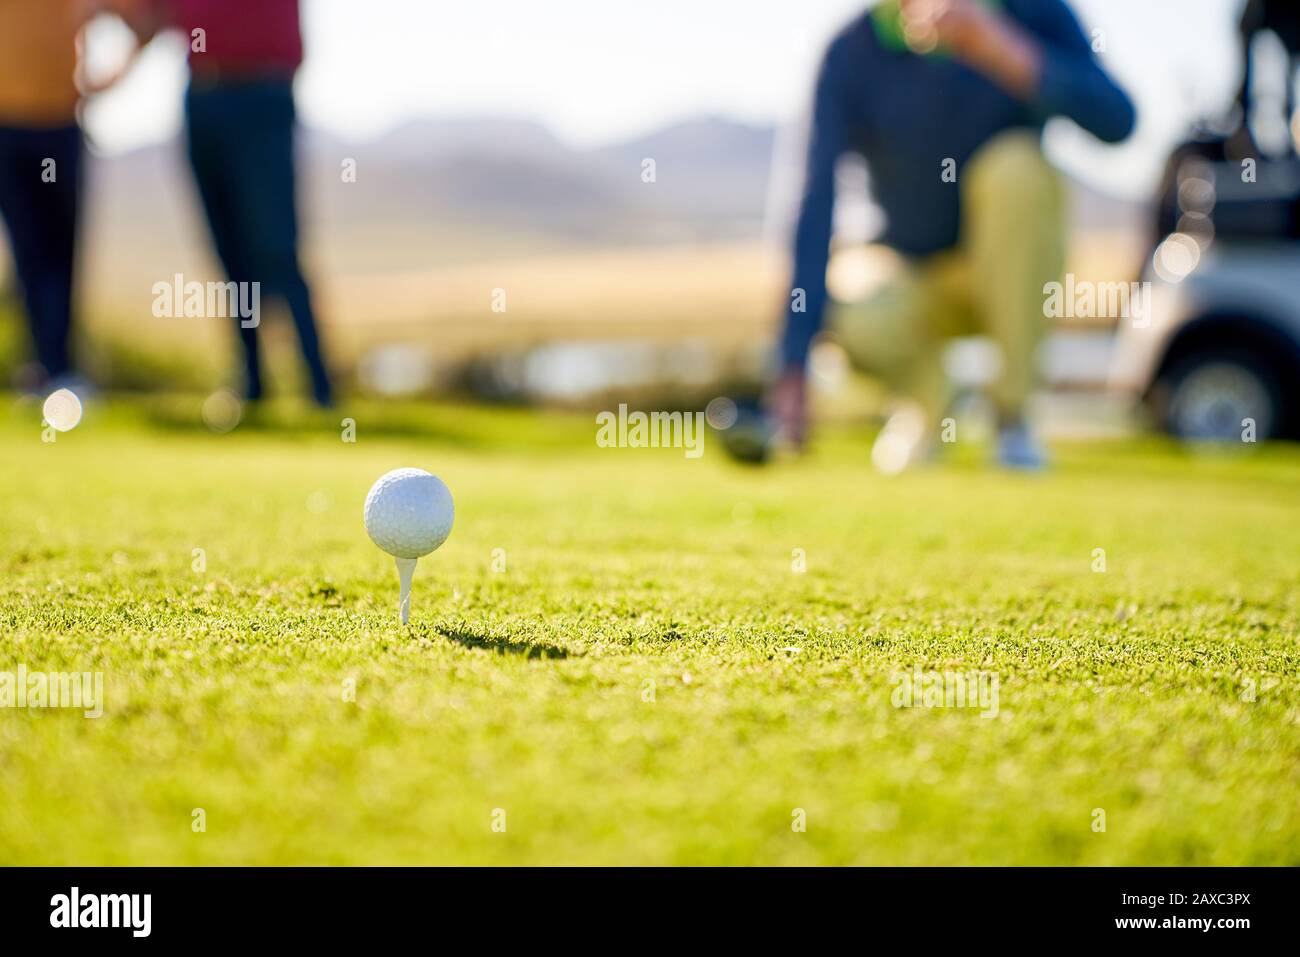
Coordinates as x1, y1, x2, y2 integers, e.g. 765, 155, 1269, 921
780, 0, 1136, 369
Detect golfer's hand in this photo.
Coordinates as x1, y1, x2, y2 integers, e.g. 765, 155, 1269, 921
767, 368, 809, 450
902, 0, 1041, 98
925, 0, 999, 58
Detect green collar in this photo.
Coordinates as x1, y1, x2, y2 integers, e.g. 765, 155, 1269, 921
871, 0, 1005, 58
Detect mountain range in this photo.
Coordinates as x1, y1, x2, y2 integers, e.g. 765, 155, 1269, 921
84, 112, 1144, 285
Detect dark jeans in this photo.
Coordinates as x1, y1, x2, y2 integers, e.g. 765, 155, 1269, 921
185, 80, 332, 404
0, 123, 81, 381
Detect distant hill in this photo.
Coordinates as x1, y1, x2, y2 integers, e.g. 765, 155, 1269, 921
73, 112, 1147, 319
85, 115, 777, 267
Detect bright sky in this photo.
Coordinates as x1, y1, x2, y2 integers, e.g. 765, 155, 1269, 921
84, 0, 1247, 197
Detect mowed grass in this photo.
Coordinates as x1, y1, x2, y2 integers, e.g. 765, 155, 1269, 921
0, 395, 1297, 866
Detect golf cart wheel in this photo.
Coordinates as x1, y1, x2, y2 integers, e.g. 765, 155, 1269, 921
1160, 349, 1285, 442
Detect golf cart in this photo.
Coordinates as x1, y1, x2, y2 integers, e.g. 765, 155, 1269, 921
1112, 1, 1300, 443
1111, 150, 1300, 442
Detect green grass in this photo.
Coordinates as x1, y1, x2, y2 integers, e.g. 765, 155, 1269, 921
1, 394, 1297, 865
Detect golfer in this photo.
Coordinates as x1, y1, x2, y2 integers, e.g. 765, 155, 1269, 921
120, 0, 334, 406
769, 0, 1135, 470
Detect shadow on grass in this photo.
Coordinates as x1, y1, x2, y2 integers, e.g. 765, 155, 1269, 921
439, 627, 571, 660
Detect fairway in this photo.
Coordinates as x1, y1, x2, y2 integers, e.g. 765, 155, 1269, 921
1, 398, 1297, 866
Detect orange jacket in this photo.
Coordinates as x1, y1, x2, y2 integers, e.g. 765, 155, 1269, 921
0, 0, 89, 127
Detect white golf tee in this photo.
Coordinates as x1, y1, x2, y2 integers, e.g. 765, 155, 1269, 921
395, 556, 417, 625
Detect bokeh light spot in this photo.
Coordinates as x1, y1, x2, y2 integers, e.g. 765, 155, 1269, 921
201, 390, 243, 433
42, 388, 82, 432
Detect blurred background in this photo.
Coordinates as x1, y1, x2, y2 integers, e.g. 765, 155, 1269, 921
1, 0, 1293, 439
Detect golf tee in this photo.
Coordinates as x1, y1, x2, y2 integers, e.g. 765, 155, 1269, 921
395, 556, 417, 625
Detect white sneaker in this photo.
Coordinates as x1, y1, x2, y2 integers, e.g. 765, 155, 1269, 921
871, 405, 934, 476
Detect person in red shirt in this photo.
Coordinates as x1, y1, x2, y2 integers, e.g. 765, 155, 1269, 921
122, 0, 332, 405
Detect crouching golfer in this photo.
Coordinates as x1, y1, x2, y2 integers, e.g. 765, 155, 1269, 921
767, 0, 1135, 470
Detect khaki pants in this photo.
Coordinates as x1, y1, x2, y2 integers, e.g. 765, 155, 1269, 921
830, 130, 1066, 421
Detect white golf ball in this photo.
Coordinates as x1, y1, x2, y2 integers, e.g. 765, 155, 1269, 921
363, 468, 454, 559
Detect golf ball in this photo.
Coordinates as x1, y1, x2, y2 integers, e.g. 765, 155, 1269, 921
363, 468, 454, 559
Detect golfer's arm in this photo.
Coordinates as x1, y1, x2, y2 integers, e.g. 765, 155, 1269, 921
1034, 50, 1135, 144
954, 15, 1043, 101
781, 160, 835, 371
979, 3, 1135, 144
781, 51, 850, 372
